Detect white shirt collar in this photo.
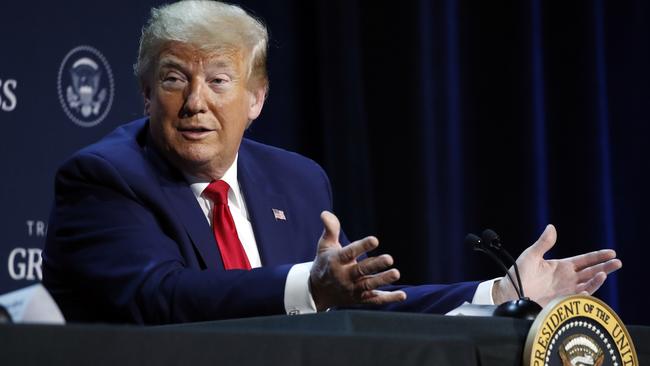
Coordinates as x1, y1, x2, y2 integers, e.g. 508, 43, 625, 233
184, 154, 244, 211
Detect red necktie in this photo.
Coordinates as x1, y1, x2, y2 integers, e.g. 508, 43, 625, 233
203, 180, 251, 270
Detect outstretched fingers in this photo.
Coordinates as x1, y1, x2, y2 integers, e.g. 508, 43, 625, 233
354, 268, 401, 293
338, 236, 379, 263
319, 211, 341, 244
567, 249, 618, 272
575, 258, 622, 283
576, 272, 607, 295
528, 224, 557, 257
360, 289, 407, 305
352, 254, 394, 281
311, 211, 406, 309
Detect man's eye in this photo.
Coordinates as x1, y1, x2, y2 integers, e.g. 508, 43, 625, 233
210, 76, 231, 85
163, 76, 182, 83
161, 75, 186, 90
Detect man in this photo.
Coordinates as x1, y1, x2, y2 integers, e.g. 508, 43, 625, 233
42, 0, 621, 324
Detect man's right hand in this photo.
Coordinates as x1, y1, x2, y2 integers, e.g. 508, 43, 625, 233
309, 211, 407, 311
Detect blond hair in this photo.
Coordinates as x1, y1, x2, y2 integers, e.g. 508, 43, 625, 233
134, 0, 268, 90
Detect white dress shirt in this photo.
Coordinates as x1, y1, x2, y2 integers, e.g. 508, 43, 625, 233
185, 154, 317, 315
186, 154, 496, 315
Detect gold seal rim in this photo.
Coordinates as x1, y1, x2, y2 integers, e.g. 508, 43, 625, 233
523, 294, 638, 366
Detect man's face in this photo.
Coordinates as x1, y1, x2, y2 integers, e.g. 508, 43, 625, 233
145, 42, 265, 179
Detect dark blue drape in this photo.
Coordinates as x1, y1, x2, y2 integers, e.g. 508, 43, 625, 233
243, 0, 650, 324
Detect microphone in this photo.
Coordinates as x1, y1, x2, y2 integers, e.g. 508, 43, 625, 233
466, 229, 542, 320
480, 229, 525, 298
465, 233, 522, 298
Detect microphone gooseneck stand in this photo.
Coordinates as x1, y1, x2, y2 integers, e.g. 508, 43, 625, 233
466, 230, 542, 320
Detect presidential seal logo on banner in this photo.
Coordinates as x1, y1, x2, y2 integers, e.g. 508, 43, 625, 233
524, 294, 638, 366
57, 45, 114, 127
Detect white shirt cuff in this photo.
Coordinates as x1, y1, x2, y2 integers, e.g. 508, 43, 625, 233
284, 261, 317, 315
471, 278, 499, 305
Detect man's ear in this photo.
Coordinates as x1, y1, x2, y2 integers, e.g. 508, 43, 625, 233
247, 86, 267, 121
142, 85, 151, 116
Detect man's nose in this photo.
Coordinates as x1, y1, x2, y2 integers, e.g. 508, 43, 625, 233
181, 81, 208, 116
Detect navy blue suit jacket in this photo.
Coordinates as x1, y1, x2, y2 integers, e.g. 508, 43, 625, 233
43, 118, 479, 324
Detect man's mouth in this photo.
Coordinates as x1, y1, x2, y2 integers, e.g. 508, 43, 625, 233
177, 126, 215, 140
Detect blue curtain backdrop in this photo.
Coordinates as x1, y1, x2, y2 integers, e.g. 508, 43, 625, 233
0, 0, 648, 325
242, 0, 650, 324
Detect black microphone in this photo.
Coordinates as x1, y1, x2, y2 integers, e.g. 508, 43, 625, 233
480, 229, 525, 298
465, 233, 522, 298
467, 229, 542, 320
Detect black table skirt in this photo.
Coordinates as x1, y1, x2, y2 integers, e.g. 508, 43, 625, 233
2, 311, 648, 366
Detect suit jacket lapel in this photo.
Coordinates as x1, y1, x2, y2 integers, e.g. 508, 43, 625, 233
238, 141, 298, 267
144, 135, 222, 270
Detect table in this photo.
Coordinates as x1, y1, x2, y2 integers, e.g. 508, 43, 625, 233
2, 311, 648, 365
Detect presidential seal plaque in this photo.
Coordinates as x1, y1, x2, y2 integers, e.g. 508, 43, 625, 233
524, 294, 638, 366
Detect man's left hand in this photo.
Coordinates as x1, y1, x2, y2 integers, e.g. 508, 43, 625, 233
492, 224, 623, 306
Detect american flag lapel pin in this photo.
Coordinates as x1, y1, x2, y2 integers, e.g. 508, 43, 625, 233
272, 208, 287, 221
